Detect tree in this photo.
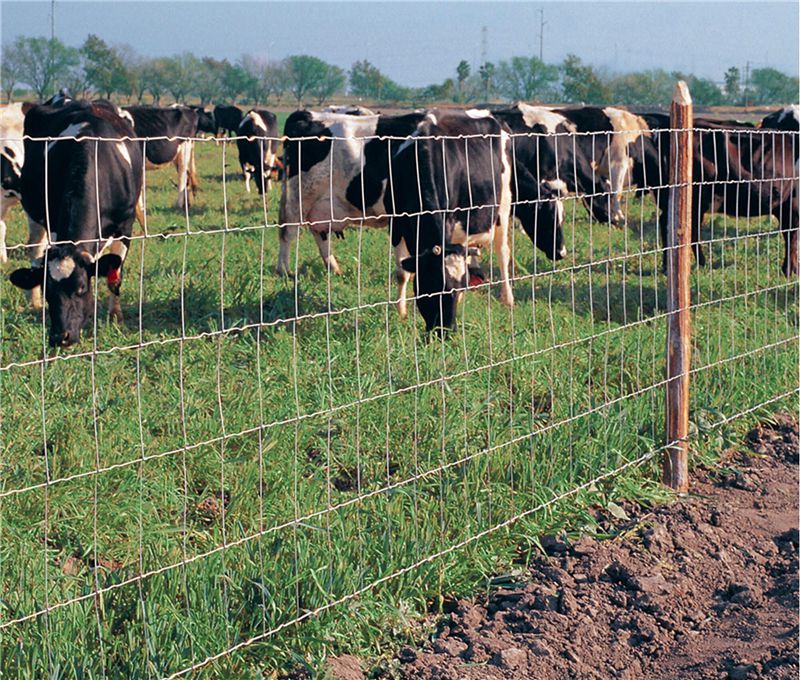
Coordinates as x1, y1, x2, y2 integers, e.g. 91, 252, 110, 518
82, 34, 129, 99
116, 44, 147, 102
285, 55, 332, 105
15, 36, 80, 101
495, 56, 559, 101
608, 69, 673, 106
724, 66, 741, 105
1, 43, 23, 102
161, 53, 198, 103
478, 62, 495, 101
456, 60, 470, 103
311, 64, 345, 105
561, 54, 610, 104
218, 60, 254, 103
194, 57, 224, 105
350, 59, 385, 99
749, 68, 800, 105
142, 58, 170, 104
263, 61, 289, 103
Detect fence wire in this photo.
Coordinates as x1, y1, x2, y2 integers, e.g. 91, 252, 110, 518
0, 120, 797, 677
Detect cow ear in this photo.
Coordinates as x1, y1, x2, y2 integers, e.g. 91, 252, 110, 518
400, 257, 417, 273
94, 254, 123, 278
9, 267, 45, 290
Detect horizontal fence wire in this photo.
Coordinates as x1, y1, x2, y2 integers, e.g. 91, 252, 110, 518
0, 121, 797, 678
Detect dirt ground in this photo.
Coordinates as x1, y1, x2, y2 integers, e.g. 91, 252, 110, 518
358, 413, 798, 680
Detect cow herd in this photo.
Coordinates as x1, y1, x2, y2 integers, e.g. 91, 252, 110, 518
0, 93, 797, 345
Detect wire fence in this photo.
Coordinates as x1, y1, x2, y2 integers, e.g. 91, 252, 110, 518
0, 93, 797, 677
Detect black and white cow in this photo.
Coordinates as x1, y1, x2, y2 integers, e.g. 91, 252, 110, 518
0, 102, 27, 263
213, 104, 243, 137
382, 109, 516, 332
279, 108, 425, 287
236, 109, 280, 195
9, 99, 143, 347
187, 104, 216, 136
123, 105, 200, 208
760, 104, 800, 133
642, 111, 798, 276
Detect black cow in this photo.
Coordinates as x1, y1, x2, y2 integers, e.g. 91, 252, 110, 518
123, 105, 200, 208
213, 104, 243, 137
380, 109, 517, 332
236, 109, 279, 195
9, 99, 143, 347
188, 105, 216, 135
642, 112, 798, 276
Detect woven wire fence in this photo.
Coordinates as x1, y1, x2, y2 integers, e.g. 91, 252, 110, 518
0, 112, 797, 677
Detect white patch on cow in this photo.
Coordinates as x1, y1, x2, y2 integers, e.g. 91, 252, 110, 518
115, 142, 132, 167
544, 179, 568, 195
779, 105, 800, 124
465, 109, 492, 119
451, 221, 493, 248
48, 256, 75, 281
47, 122, 89, 152
556, 200, 565, 228
425, 112, 438, 126
116, 107, 136, 129
443, 252, 466, 284
248, 111, 268, 132
517, 103, 573, 134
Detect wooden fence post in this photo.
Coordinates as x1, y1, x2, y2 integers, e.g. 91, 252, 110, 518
663, 81, 693, 492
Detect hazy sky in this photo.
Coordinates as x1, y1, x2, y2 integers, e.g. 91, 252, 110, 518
2, 1, 798, 87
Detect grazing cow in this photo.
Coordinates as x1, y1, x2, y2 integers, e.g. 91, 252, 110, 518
382, 109, 517, 332
213, 104, 243, 137
123, 105, 200, 208
236, 109, 279, 195
553, 106, 653, 226
0, 102, 28, 263
187, 105, 217, 135
642, 112, 798, 276
9, 99, 143, 346
322, 105, 375, 116
279, 108, 426, 284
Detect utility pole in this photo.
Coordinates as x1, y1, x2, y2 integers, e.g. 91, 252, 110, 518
538, 9, 547, 62
744, 60, 750, 107
480, 25, 488, 67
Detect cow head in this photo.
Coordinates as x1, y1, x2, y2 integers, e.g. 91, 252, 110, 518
518, 179, 568, 261
400, 244, 486, 334
9, 247, 123, 347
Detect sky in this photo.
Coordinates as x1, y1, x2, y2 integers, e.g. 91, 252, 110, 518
2, 1, 798, 87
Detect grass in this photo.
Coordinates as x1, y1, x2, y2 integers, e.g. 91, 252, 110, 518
0, 122, 797, 678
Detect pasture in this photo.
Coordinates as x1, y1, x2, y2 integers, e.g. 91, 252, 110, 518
0, 118, 797, 677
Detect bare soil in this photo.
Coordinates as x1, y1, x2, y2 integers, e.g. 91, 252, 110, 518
388, 413, 799, 680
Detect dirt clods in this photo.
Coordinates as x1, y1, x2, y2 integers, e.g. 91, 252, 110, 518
399, 414, 799, 679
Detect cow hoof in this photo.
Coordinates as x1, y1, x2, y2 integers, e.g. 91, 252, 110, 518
500, 291, 515, 308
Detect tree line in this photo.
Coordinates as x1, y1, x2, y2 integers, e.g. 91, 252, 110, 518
2, 34, 798, 107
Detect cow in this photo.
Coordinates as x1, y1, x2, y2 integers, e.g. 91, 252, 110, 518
0, 102, 28, 263
279, 108, 425, 287
380, 109, 517, 332
8, 98, 143, 347
187, 104, 216, 136
553, 106, 653, 226
236, 109, 280, 195
123, 105, 201, 209
213, 104, 243, 137
760, 104, 800, 133
641, 111, 798, 276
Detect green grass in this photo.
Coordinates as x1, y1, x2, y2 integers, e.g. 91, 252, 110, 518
0, 126, 797, 678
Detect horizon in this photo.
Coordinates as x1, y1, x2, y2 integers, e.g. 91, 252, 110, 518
2, 1, 798, 89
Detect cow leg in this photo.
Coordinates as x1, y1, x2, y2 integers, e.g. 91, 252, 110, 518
134, 191, 146, 229
26, 218, 48, 310
607, 159, 629, 226
781, 200, 799, 277
394, 238, 412, 320
188, 142, 198, 196
243, 163, 253, 193
492, 223, 514, 308
312, 228, 342, 276
107, 291, 123, 323
277, 224, 297, 276
174, 141, 192, 209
